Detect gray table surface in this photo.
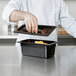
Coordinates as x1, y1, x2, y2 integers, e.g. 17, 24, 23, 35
0, 46, 76, 76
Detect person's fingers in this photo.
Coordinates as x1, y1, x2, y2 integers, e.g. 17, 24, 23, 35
28, 21, 32, 33
34, 18, 38, 33
24, 13, 38, 33
25, 21, 29, 32
26, 21, 32, 33
31, 20, 35, 33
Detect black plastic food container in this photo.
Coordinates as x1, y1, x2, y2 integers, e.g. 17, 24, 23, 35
18, 39, 57, 59
14, 24, 56, 36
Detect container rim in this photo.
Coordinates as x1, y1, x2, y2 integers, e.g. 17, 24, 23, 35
17, 39, 58, 46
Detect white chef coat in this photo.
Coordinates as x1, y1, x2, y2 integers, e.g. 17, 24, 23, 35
2, 0, 76, 42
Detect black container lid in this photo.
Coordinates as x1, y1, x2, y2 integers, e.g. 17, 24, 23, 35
14, 24, 56, 36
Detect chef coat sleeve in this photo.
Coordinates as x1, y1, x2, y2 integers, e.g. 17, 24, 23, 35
2, 0, 22, 23
59, 0, 76, 38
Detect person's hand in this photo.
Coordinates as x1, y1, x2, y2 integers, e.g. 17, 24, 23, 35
24, 12, 38, 33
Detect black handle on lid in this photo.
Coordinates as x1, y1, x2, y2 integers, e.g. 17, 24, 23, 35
18, 24, 25, 31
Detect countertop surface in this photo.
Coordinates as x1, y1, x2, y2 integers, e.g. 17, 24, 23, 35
0, 46, 76, 76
